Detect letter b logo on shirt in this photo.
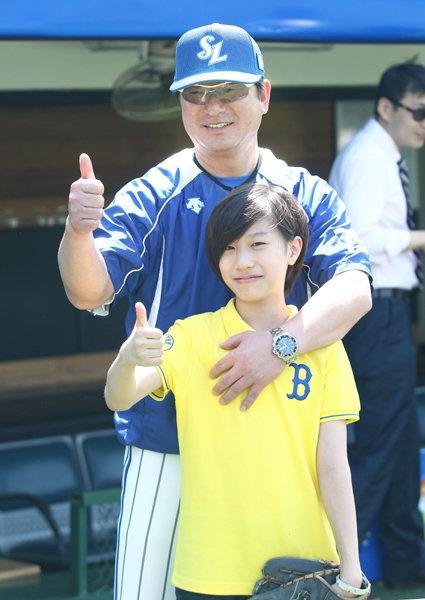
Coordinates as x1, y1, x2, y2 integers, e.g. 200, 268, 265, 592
287, 363, 312, 401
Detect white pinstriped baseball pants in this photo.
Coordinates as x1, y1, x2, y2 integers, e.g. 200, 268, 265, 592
114, 446, 181, 600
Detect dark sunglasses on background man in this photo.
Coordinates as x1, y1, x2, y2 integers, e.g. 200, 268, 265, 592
180, 82, 254, 105
391, 98, 425, 122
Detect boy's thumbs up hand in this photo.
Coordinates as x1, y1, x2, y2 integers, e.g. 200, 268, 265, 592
120, 303, 164, 367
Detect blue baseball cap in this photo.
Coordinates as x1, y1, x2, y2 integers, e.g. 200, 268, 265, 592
170, 23, 264, 92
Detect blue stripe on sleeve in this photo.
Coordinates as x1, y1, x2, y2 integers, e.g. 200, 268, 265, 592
320, 413, 359, 421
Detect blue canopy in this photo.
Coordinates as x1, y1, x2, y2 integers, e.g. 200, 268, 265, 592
2, 0, 425, 42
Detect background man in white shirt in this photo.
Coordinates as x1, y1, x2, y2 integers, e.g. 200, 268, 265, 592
329, 61, 425, 588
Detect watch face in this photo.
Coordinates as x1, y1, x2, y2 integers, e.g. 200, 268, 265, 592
275, 335, 296, 357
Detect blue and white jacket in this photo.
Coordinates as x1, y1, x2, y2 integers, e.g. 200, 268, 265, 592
93, 147, 371, 453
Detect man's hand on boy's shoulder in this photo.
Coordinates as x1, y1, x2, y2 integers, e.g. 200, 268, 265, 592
209, 330, 285, 410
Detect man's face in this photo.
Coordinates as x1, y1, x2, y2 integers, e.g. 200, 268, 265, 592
385, 92, 425, 150
179, 80, 271, 158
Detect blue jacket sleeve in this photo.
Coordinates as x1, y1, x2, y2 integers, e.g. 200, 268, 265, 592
296, 169, 371, 292
93, 170, 175, 302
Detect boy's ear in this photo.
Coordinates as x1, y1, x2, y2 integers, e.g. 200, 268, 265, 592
288, 237, 303, 265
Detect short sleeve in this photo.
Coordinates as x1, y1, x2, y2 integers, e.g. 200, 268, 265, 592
93, 180, 164, 302
320, 341, 360, 424
150, 319, 193, 400
297, 172, 371, 290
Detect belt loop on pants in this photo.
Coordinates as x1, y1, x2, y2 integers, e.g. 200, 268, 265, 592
372, 288, 414, 299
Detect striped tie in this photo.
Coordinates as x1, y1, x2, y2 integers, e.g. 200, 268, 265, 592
398, 156, 423, 289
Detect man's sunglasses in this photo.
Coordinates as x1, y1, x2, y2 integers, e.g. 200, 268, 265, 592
180, 82, 254, 105
391, 98, 425, 122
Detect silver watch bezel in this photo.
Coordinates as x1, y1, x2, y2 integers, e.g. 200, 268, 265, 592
270, 328, 298, 364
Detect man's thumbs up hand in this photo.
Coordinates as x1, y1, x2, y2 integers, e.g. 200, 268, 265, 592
67, 153, 105, 235
134, 301, 149, 329
79, 153, 96, 180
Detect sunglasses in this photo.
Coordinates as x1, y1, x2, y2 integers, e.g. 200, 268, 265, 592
391, 98, 425, 122
180, 82, 254, 105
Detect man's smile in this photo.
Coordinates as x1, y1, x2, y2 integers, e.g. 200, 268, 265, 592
204, 122, 232, 129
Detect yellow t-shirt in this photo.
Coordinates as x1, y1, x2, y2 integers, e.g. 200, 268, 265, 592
153, 299, 359, 595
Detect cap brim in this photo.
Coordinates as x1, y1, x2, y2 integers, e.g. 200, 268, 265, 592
169, 71, 262, 92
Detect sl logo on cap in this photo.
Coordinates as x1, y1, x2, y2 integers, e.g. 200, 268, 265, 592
197, 35, 228, 66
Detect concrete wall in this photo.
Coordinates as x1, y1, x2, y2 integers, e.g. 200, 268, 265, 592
1, 40, 424, 91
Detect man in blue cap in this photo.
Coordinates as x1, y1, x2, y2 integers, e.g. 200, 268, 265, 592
58, 23, 371, 600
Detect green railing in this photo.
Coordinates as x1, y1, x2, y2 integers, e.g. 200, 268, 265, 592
0, 487, 121, 600
69, 487, 121, 600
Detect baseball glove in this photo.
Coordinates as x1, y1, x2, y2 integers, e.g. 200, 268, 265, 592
248, 557, 371, 600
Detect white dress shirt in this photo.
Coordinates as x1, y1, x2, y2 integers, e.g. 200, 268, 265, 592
329, 117, 417, 290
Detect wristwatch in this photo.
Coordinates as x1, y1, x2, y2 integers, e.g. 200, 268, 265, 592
270, 328, 298, 364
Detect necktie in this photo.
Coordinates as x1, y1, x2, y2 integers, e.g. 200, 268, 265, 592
398, 156, 423, 289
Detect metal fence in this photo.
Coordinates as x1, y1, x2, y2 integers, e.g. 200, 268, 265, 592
70, 487, 121, 600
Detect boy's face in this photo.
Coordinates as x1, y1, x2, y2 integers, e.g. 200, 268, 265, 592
218, 217, 301, 305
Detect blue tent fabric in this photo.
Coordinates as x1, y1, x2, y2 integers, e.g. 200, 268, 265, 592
2, 0, 425, 42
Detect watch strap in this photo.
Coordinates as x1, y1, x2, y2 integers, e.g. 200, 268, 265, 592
270, 327, 283, 337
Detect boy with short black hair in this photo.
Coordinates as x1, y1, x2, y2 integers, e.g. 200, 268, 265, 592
105, 183, 367, 600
